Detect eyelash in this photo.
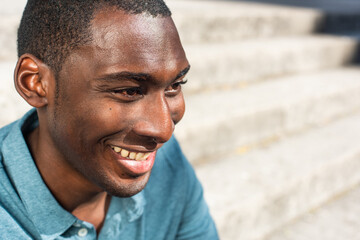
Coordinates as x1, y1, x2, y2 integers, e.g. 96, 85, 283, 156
113, 87, 142, 97
110, 79, 188, 100
165, 79, 188, 95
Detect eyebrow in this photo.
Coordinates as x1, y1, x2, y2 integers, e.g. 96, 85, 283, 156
174, 65, 191, 81
95, 65, 191, 83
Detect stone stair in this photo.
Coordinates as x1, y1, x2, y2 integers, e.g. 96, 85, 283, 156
1, 1, 360, 239
168, 1, 360, 239
196, 112, 360, 240
168, 0, 323, 43
176, 67, 360, 163
265, 183, 360, 240
184, 35, 358, 93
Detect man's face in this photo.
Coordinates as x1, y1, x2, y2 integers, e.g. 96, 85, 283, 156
46, 9, 189, 197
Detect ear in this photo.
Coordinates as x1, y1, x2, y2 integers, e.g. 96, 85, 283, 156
14, 54, 54, 108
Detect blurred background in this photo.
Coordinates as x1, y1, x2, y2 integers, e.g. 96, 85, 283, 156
1, 0, 360, 239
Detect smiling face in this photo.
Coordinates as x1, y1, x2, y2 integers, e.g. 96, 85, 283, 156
44, 9, 189, 197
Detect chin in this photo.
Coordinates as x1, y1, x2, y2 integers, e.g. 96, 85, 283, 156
100, 172, 151, 198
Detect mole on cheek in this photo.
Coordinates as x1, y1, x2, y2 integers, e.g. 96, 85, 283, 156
109, 108, 112, 110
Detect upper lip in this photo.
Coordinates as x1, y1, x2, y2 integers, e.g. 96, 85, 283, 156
109, 144, 155, 161
108, 144, 156, 153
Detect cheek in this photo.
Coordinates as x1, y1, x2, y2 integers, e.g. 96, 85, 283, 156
169, 94, 185, 124
75, 102, 130, 140
53, 101, 123, 146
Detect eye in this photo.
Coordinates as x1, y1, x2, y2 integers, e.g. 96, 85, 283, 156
112, 87, 143, 100
165, 79, 188, 96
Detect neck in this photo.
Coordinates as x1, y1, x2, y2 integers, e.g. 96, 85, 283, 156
27, 126, 110, 231
72, 192, 111, 232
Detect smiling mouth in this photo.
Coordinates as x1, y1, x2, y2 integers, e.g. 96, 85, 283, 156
111, 146, 152, 161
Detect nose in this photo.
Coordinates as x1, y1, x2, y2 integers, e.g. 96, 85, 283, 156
133, 93, 175, 144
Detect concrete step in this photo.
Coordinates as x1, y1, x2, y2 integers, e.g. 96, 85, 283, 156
2, 1, 360, 61
241, 0, 360, 14
195, 112, 360, 240
265, 184, 360, 240
0, 15, 22, 61
0, 61, 31, 127
0, 0, 323, 59
175, 67, 360, 163
183, 35, 358, 94
2, 1, 360, 48
0, 0, 27, 15
0, 0, 26, 61
168, 0, 322, 44
240, 0, 360, 34
0, 1, 344, 62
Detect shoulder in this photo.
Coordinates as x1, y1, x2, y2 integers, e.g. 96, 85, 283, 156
142, 136, 219, 239
0, 161, 39, 239
156, 136, 193, 172
0, 121, 17, 148
148, 136, 195, 189
0, 114, 41, 239
0, 204, 35, 240
0, 120, 18, 169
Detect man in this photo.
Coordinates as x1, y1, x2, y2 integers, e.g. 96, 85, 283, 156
0, 0, 218, 239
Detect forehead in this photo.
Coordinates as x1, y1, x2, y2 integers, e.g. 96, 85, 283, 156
84, 8, 187, 74
91, 8, 178, 48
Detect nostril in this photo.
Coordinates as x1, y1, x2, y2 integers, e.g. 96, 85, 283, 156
132, 118, 174, 144
143, 140, 158, 151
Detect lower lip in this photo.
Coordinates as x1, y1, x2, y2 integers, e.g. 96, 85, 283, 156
111, 149, 156, 176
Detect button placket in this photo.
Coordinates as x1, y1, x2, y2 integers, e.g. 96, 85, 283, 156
73, 222, 81, 228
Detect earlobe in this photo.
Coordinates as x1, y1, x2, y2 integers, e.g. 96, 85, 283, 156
15, 54, 51, 108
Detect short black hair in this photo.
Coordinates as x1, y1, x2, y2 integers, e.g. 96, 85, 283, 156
17, 0, 171, 74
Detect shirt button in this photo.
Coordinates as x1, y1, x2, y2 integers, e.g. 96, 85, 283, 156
78, 228, 88, 237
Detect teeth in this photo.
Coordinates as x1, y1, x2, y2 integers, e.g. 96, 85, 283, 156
120, 149, 129, 158
111, 146, 151, 161
129, 152, 136, 159
135, 153, 145, 161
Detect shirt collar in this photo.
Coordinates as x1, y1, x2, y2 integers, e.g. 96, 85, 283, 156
2, 109, 76, 240
114, 191, 146, 222
99, 192, 145, 239
2, 109, 147, 239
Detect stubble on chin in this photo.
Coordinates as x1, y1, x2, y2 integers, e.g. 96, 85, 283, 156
90, 170, 152, 198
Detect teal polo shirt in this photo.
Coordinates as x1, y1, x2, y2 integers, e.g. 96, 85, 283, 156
0, 109, 218, 239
